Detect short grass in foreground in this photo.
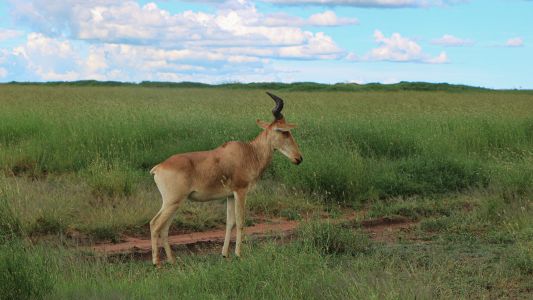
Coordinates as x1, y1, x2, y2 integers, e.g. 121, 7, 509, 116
1, 191, 532, 299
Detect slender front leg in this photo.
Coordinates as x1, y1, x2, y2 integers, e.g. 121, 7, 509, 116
222, 197, 236, 257
234, 189, 247, 257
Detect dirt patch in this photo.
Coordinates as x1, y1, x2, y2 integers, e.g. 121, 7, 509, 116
89, 214, 416, 257
90, 219, 299, 255
361, 216, 416, 243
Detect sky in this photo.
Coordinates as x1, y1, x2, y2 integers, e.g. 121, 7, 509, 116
0, 0, 531, 88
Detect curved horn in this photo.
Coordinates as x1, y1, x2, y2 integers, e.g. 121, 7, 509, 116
266, 92, 284, 120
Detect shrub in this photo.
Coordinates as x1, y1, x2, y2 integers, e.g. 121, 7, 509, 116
28, 215, 66, 236
86, 226, 121, 243
508, 242, 533, 275
84, 158, 140, 198
0, 196, 23, 243
420, 217, 449, 232
0, 241, 54, 299
298, 220, 372, 256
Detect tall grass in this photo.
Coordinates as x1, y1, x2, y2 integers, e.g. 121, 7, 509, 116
0, 196, 23, 243
1, 85, 532, 205
0, 241, 55, 300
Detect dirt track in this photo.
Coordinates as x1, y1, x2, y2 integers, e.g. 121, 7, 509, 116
90, 215, 415, 255
91, 220, 299, 254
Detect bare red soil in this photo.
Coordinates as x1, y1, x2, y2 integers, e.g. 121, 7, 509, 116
89, 215, 415, 255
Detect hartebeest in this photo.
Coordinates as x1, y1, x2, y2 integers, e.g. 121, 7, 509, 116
149, 92, 302, 266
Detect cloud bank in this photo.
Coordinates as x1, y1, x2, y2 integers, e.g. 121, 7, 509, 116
3, 0, 354, 81
1, 0, 456, 83
262, 0, 466, 8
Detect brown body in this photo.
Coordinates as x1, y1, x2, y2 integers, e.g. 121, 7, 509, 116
149, 93, 302, 266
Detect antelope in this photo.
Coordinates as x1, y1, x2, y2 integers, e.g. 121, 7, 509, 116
149, 92, 303, 266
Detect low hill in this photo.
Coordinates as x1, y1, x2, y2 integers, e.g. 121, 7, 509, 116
2, 80, 498, 92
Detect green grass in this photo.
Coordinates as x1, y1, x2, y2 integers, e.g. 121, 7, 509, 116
1, 192, 531, 299
0, 85, 532, 236
1, 86, 532, 199
0, 241, 54, 300
0, 84, 532, 298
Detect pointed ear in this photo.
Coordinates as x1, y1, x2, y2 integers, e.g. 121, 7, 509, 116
274, 123, 297, 132
256, 119, 270, 129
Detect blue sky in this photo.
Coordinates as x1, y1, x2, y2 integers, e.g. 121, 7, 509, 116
0, 0, 531, 88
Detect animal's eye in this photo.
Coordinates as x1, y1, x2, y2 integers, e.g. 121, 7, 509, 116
281, 131, 290, 137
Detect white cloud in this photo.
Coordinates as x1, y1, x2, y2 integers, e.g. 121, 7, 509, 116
308, 11, 358, 26
262, 0, 467, 8
431, 34, 473, 46
0, 29, 23, 41
9, 33, 81, 81
3, 0, 351, 82
2, 31, 320, 82
263, 10, 357, 26
345, 52, 358, 61
277, 32, 342, 59
9, 1, 350, 49
425, 51, 448, 64
366, 30, 447, 63
506, 37, 524, 47
0, 67, 7, 78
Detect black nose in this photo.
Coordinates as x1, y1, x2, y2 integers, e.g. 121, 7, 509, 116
295, 156, 303, 165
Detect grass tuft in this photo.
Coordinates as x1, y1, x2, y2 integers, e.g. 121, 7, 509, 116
0, 196, 23, 243
29, 216, 66, 236
508, 242, 533, 275
0, 241, 54, 300
84, 158, 140, 198
298, 220, 373, 256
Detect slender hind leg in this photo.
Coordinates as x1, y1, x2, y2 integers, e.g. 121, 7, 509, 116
160, 203, 181, 264
151, 168, 190, 267
150, 208, 164, 266
222, 197, 236, 257
151, 201, 182, 266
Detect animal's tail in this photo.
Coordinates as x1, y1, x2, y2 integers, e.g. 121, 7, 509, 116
149, 165, 159, 175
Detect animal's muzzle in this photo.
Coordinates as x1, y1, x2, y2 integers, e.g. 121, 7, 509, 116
295, 156, 303, 165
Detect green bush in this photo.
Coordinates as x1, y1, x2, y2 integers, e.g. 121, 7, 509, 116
84, 158, 140, 197
420, 217, 449, 232
298, 220, 372, 256
86, 225, 121, 243
508, 242, 533, 275
0, 196, 23, 243
28, 215, 66, 236
0, 241, 54, 300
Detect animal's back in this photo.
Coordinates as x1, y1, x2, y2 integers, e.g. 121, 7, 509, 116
150, 146, 240, 201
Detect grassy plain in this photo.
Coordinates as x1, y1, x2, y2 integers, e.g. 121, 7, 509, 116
0, 84, 532, 299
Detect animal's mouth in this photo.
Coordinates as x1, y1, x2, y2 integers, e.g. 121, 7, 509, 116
294, 156, 303, 165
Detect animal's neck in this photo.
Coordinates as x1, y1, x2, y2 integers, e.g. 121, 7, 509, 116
249, 130, 274, 177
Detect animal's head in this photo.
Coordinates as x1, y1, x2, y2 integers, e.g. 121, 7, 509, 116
256, 92, 303, 165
